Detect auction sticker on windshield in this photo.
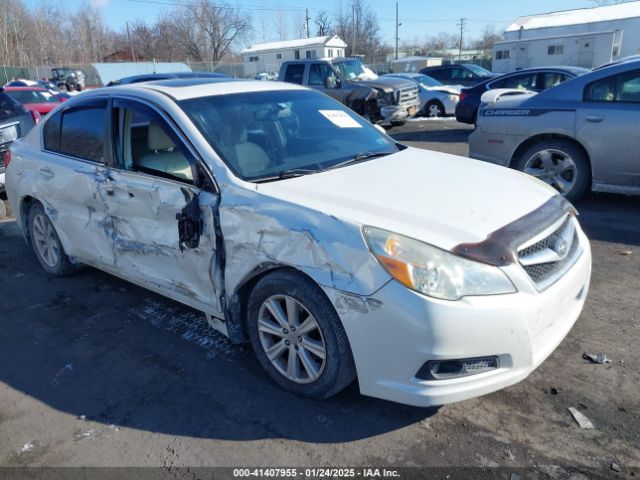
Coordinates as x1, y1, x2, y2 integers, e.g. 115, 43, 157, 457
319, 110, 363, 128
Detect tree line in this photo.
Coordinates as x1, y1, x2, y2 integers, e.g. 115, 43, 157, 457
0, 0, 502, 68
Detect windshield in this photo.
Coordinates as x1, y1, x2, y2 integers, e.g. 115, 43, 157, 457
465, 64, 493, 77
7, 90, 58, 104
180, 90, 399, 182
334, 60, 367, 80
414, 74, 442, 87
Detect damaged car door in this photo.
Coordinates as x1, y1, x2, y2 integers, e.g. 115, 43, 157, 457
97, 98, 223, 314
37, 98, 116, 266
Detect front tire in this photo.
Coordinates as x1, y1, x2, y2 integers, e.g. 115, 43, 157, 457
515, 140, 590, 201
247, 269, 356, 399
28, 203, 76, 276
425, 100, 445, 118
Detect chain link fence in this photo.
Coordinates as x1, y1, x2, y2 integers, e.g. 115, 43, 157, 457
2, 62, 246, 86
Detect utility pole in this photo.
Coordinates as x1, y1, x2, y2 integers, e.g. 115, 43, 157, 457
305, 8, 310, 38
457, 17, 466, 61
395, 1, 399, 60
126, 21, 137, 62
351, 2, 356, 57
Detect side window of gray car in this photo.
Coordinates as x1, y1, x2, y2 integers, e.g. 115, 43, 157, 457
43, 100, 107, 163
584, 70, 640, 103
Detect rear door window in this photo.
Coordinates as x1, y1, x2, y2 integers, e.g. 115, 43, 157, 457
284, 64, 305, 84
43, 111, 62, 152
59, 100, 107, 162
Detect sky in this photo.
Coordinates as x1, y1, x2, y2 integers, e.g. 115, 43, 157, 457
27, 0, 629, 47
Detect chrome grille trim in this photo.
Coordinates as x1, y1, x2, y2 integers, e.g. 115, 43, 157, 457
517, 213, 582, 291
398, 86, 419, 106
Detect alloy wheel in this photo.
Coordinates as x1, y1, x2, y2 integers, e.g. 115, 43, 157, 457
257, 294, 327, 384
523, 148, 577, 194
31, 213, 60, 268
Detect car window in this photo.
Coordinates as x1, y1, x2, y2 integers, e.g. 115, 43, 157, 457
7, 90, 58, 104
43, 111, 62, 152
451, 67, 474, 80
309, 63, 336, 87
540, 72, 569, 90
58, 102, 107, 162
427, 68, 449, 81
179, 90, 399, 182
284, 64, 305, 84
0, 92, 24, 122
584, 69, 640, 102
491, 73, 537, 90
113, 99, 195, 184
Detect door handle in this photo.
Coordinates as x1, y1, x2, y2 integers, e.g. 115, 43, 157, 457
38, 166, 55, 180
585, 115, 604, 123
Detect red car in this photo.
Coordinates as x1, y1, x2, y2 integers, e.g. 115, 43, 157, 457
3, 86, 68, 124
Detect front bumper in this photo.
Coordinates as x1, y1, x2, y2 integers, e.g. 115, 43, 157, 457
324, 227, 591, 407
380, 103, 419, 125
455, 101, 477, 124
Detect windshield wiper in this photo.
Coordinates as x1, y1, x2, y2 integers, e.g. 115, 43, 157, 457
253, 168, 319, 183
328, 151, 393, 171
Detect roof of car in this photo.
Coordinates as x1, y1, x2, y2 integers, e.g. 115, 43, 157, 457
4, 86, 48, 91
107, 78, 307, 101
112, 71, 229, 85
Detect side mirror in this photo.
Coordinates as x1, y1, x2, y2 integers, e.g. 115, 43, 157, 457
324, 75, 337, 89
176, 193, 203, 250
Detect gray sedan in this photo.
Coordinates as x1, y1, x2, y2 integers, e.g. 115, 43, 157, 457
469, 59, 640, 201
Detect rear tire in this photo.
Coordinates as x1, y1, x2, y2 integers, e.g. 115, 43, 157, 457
515, 140, 590, 201
247, 269, 356, 399
28, 203, 77, 276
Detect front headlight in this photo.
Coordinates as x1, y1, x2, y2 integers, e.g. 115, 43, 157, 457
363, 227, 516, 301
376, 89, 395, 106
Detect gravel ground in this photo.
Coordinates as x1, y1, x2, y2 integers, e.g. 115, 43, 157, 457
0, 119, 638, 477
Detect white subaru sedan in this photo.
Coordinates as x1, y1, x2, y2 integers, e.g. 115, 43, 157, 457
5, 79, 591, 406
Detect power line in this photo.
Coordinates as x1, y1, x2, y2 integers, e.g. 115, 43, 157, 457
125, 0, 313, 11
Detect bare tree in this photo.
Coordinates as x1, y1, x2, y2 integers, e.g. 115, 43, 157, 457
275, 9, 288, 41
333, 0, 382, 61
472, 25, 503, 58
314, 9, 332, 36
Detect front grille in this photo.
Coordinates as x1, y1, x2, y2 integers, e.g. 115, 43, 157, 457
518, 214, 581, 289
398, 86, 419, 106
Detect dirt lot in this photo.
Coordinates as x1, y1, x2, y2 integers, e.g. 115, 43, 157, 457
0, 119, 638, 477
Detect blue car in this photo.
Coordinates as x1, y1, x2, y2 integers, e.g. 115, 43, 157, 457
455, 66, 589, 124
107, 71, 228, 86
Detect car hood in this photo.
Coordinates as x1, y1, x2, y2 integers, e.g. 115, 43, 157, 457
24, 102, 57, 114
353, 75, 415, 92
425, 84, 463, 95
256, 147, 559, 251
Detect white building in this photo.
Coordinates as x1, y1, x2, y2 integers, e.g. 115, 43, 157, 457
390, 56, 443, 73
242, 35, 347, 78
492, 1, 640, 73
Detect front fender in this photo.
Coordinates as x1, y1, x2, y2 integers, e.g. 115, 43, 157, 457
219, 184, 390, 298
